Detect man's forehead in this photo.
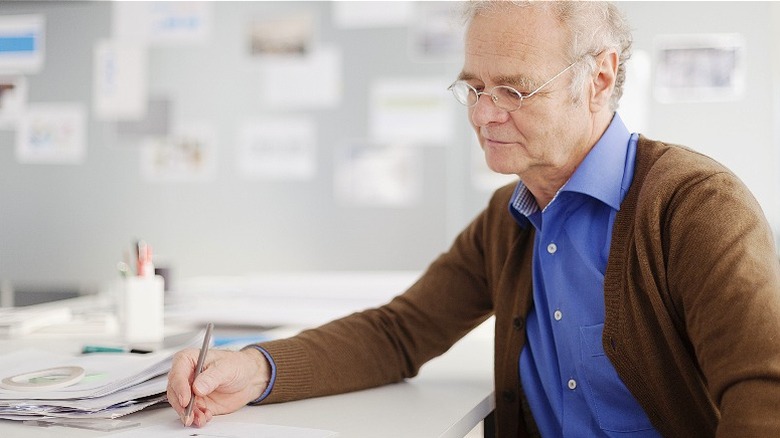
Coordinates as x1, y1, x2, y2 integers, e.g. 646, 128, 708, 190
461, 8, 567, 82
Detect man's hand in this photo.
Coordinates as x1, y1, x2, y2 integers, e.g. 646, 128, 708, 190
166, 347, 271, 427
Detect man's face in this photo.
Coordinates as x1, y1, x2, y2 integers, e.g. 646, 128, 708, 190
460, 6, 594, 180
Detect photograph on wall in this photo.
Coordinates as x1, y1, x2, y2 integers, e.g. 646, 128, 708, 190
0, 14, 45, 74
16, 103, 86, 164
236, 116, 317, 180
247, 13, 314, 56
0, 75, 27, 129
140, 123, 216, 182
334, 141, 422, 207
654, 33, 745, 103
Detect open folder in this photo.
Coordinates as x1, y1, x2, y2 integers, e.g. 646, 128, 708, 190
0, 331, 204, 422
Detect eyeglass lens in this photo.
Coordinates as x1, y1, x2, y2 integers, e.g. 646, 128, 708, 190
451, 82, 524, 112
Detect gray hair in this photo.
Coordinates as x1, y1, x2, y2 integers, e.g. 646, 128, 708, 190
461, 1, 633, 112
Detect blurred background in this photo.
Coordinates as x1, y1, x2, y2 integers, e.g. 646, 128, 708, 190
0, 1, 778, 303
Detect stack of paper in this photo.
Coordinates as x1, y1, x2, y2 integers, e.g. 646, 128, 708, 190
0, 306, 73, 337
0, 336, 200, 423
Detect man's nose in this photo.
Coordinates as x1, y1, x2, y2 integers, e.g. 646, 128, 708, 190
470, 92, 509, 127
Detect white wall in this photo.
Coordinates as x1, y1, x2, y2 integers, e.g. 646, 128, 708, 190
0, 2, 777, 295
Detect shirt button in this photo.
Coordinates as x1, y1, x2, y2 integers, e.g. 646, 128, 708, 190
547, 243, 557, 254
568, 379, 577, 390
553, 310, 562, 321
512, 316, 524, 331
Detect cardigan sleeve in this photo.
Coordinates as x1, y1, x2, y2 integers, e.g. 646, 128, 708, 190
660, 157, 780, 435
605, 140, 780, 436
252, 199, 501, 404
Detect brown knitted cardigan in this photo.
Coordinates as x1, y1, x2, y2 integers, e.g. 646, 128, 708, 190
256, 136, 780, 437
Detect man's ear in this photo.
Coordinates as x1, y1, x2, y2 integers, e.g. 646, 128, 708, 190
590, 50, 618, 112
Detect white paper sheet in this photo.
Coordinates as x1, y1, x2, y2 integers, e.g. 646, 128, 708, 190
0, 14, 45, 74
108, 420, 337, 438
332, 1, 413, 28
16, 103, 86, 164
369, 78, 454, 145
0, 348, 169, 400
93, 40, 149, 120
140, 123, 217, 182
334, 141, 422, 207
237, 116, 317, 180
0, 74, 27, 129
257, 46, 342, 109
113, 2, 212, 45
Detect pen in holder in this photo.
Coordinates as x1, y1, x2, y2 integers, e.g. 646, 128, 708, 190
117, 275, 164, 343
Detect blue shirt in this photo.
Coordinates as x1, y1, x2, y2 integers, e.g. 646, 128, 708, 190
512, 115, 660, 436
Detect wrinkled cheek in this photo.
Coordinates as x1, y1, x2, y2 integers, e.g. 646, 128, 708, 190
482, 146, 516, 174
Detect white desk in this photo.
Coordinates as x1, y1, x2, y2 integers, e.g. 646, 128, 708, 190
0, 318, 495, 438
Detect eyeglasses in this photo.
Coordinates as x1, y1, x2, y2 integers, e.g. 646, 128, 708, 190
448, 60, 578, 112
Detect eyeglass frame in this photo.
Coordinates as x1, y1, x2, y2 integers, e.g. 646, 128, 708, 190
447, 60, 579, 112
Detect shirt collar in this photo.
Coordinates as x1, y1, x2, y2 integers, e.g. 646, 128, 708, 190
509, 113, 631, 222
562, 113, 631, 210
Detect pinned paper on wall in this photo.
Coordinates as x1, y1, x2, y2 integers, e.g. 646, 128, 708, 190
93, 40, 149, 120
0, 75, 27, 129
237, 116, 317, 180
140, 123, 216, 182
257, 46, 342, 109
248, 13, 314, 57
369, 78, 454, 145
16, 103, 86, 164
0, 15, 45, 74
112, 2, 212, 45
654, 33, 745, 103
334, 141, 422, 207
408, 2, 463, 62
331, 1, 414, 28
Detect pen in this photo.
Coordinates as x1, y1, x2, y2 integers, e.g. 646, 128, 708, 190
184, 322, 214, 424
81, 345, 152, 354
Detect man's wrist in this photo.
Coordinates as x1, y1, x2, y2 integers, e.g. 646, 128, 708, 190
241, 345, 277, 404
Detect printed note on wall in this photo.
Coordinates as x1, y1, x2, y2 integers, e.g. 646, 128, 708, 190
93, 40, 149, 120
334, 141, 422, 207
0, 15, 45, 74
16, 103, 86, 164
237, 116, 317, 181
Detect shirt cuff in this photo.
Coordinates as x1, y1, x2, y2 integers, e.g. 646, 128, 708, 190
241, 344, 277, 405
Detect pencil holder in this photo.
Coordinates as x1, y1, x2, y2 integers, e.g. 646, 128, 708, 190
118, 275, 164, 343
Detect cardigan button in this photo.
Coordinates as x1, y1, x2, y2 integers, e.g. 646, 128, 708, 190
501, 390, 516, 403
512, 316, 524, 331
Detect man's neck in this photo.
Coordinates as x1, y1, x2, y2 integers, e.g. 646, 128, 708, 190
524, 112, 615, 210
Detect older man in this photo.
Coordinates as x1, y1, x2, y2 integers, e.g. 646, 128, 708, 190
168, 2, 780, 436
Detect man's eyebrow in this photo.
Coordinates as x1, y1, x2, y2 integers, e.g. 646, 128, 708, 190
456, 71, 477, 82
455, 72, 536, 89
493, 74, 536, 90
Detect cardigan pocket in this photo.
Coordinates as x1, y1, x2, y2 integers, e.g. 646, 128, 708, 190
579, 323, 658, 434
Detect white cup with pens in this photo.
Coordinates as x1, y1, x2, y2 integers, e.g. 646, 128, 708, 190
115, 240, 164, 344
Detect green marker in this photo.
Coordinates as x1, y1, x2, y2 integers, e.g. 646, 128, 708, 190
81, 345, 152, 354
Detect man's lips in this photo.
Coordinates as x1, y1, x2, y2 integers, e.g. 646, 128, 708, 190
483, 137, 513, 146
